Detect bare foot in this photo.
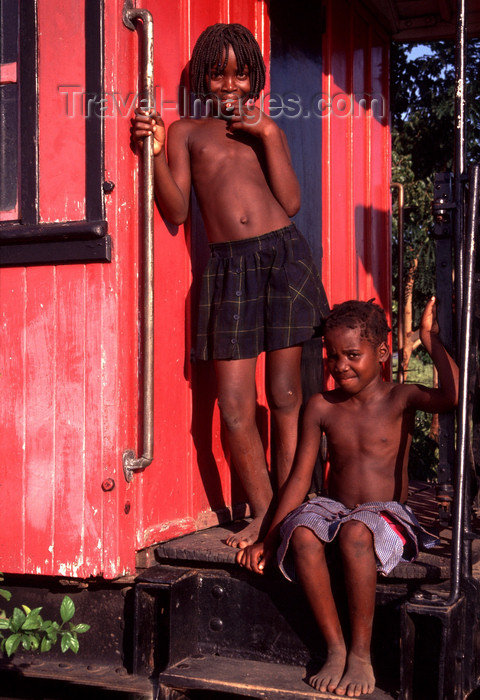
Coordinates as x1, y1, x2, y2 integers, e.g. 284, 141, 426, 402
334, 651, 375, 697
307, 646, 347, 694
225, 516, 263, 548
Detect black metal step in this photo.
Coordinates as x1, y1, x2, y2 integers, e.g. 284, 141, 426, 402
0, 658, 153, 695
140, 482, 480, 699
158, 655, 396, 699
136, 562, 403, 698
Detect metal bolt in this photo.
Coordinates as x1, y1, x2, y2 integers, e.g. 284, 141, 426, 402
103, 180, 115, 193
102, 478, 115, 492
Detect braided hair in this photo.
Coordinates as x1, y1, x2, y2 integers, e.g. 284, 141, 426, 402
323, 299, 391, 348
190, 23, 266, 101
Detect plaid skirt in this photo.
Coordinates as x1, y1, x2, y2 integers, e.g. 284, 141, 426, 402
277, 496, 439, 579
195, 223, 330, 360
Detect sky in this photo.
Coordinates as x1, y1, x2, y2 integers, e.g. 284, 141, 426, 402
407, 44, 434, 60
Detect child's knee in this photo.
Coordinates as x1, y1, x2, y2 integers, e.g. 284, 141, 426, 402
291, 526, 323, 557
217, 392, 253, 431
267, 378, 301, 413
338, 520, 374, 554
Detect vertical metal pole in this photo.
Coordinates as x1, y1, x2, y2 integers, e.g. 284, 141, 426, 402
391, 183, 405, 383
443, 0, 468, 606
454, 0, 466, 340
123, 3, 155, 481
447, 163, 479, 605
432, 173, 456, 521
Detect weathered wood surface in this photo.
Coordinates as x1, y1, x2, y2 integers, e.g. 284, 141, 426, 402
155, 481, 471, 582
159, 655, 396, 699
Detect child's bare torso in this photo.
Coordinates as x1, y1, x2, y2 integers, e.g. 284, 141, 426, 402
177, 117, 292, 243
319, 382, 415, 508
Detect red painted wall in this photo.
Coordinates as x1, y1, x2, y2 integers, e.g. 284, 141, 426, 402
322, 0, 391, 313
0, 0, 391, 579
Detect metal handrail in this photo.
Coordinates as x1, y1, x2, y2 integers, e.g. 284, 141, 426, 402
406, 0, 472, 609
447, 163, 479, 604
446, 0, 469, 604
122, 2, 155, 482
454, 0, 467, 341
391, 182, 405, 384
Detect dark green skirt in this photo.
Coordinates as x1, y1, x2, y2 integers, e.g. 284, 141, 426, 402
195, 223, 330, 360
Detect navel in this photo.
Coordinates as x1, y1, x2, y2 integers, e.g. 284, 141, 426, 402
240, 216, 248, 225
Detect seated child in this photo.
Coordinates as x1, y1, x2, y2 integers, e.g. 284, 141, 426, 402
237, 297, 459, 697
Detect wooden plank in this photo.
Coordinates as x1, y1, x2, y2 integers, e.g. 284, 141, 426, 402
159, 655, 396, 699
24, 267, 56, 574
154, 482, 452, 581
53, 265, 87, 576
83, 263, 105, 574
0, 268, 26, 572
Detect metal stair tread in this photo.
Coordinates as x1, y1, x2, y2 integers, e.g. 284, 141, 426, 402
158, 654, 396, 699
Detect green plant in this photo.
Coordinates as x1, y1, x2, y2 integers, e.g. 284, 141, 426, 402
392, 353, 439, 481
408, 410, 440, 482
0, 575, 90, 657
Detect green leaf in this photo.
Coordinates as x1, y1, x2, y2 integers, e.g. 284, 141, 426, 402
10, 608, 26, 633
68, 634, 79, 654
46, 627, 58, 642
0, 589, 11, 601
21, 612, 43, 631
40, 636, 53, 652
70, 623, 90, 634
5, 633, 21, 657
22, 605, 31, 615
21, 633, 35, 650
60, 632, 73, 653
60, 596, 75, 623
0, 618, 10, 629
27, 606, 43, 617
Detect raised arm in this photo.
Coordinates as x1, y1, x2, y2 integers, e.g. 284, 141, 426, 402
406, 297, 459, 413
228, 105, 301, 216
131, 111, 191, 225
237, 395, 323, 573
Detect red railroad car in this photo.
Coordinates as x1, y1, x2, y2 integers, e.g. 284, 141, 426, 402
0, 0, 391, 580
0, 1, 479, 699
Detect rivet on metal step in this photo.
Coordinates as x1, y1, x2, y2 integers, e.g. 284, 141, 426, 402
211, 584, 225, 599
209, 617, 223, 632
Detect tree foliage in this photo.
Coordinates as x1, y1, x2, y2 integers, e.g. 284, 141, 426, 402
390, 40, 480, 478
391, 40, 480, 177
390, 39, 480, 340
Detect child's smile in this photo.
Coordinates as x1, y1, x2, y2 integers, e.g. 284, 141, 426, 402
207, 46, 252, 117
